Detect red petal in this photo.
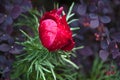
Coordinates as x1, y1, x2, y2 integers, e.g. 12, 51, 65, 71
61, 15, 71, 32
48, 23, 73, 51
56, 7, 63, 15
39, 19, 57, 49
61, 39, 75, 51
40, 9, 60, 24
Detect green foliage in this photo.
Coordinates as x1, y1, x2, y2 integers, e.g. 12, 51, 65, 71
90, 56, 105, 80
11, 32, 78, 80
109, 71, 120, 80
76, 56, 120, 80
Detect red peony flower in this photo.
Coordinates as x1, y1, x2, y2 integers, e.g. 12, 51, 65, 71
38, 7, 75, 51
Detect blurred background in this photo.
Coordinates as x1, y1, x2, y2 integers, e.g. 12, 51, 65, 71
0, 0, 120, 80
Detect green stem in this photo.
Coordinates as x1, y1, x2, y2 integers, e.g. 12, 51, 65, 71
61, 55, 79, 69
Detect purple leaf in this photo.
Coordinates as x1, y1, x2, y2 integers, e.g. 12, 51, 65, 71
0, 34, 14, 44
103, 7, 112, 14
90, 19, 99, 29
0, 31, 3, 36
79, 15, 90, 25
9, 44, 23, 54
114, 0, 120, 5
5, 25, 13, 35
77, 4, 87, 16
5, 3, 13, 13
0, 34, 8, 41
111, 49, 120, 59
78, 46, 93, 56
100, 40, 108, 50
108, 42, 120, 59
13, 0, 23, 4
0, 44, 11, 52
108, 41, 116, 50
0, 55, 7, 64
100, 16, 111, 23
98, 0, 105, 8
21, 0, 32, 12
11, 5, 22, 19
89, 13, 98, 19
89, 5, 97, 12
0, 13, 5, 24
9, 47, 23, 54
99, 50, 109, 61
3, 67, 10, 73
5, 16, 13, 25
111, 32, 120, 42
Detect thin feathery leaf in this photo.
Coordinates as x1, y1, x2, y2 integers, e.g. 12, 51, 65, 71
66, 2, 75, 21
68, 19, 78, 24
